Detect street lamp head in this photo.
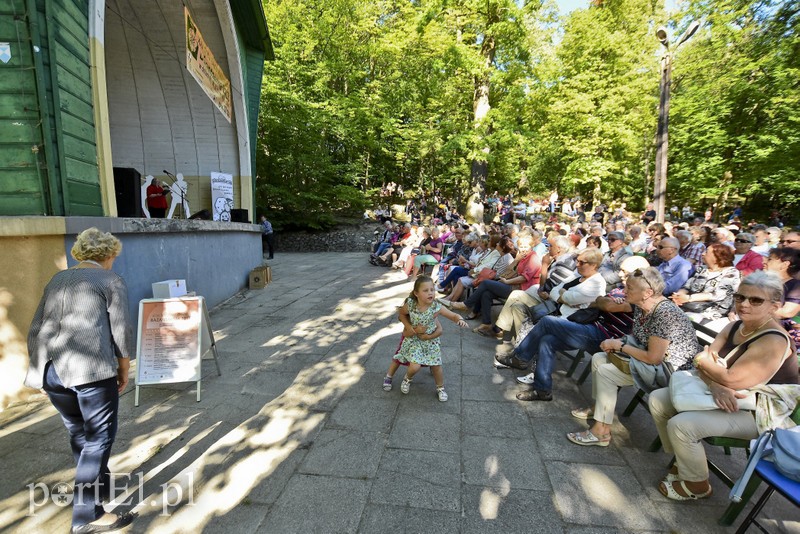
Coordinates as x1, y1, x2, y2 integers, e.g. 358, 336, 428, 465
656, 27, 669, 47
676, 20, 701, 47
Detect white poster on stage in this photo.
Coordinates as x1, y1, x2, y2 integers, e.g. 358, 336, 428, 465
210, 172, 233, 221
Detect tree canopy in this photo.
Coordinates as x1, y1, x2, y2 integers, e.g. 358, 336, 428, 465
256, 0, 800, 229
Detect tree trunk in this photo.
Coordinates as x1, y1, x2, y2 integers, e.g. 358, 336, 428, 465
468, 33, 496, 223
715, 170, 733, 223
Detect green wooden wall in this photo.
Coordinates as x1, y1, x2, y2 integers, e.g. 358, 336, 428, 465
0, 0, 102, 216
40, 0, 102, 215
0, 0, 49, 215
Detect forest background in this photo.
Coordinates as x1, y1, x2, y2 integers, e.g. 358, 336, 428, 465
255, 0, 799, 230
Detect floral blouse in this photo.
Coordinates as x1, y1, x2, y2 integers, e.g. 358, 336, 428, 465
681, 266, 741, 320
632, 299, 700, 371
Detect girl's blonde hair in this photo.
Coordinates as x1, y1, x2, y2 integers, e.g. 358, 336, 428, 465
71, 227, 122, 262
408, 275, 434, 302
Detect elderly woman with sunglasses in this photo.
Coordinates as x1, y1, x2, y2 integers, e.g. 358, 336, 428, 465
648, 271, 798, 501
733, 232, 765, 277
567, 267, 699, 447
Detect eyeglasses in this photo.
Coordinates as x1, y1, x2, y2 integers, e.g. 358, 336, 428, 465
630, 269, 654, 291
657, 245, 675, 250
607, 237, 618, 242
734, 239, 751, 244
732, 293, 767, 306
575, 259, 591, 266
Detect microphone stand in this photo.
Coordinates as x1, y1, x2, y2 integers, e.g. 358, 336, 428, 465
163, 170, 187, 219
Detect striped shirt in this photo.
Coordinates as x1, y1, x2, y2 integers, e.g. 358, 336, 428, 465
26, 268, 134, 389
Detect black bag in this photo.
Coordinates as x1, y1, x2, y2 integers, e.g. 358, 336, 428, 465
681, 300, 713, 313
567, 307, 600, 325
526, 299, 559, 323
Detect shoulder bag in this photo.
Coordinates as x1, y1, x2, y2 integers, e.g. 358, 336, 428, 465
730, 426, 800, 502
472, 257, 502, 288
669, 329, 791, 412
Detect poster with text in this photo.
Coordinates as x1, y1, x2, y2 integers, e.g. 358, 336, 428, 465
185, 7, 232, 122
210, 172, 234, 221
136, 299, 201, 384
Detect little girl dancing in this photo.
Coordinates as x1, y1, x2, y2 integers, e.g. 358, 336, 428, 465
383, 276, 468, 401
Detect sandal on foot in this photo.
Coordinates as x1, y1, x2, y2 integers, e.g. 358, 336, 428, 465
566, 430, 610, 447
436, 387, 448, 402
450, 302, 467, 312
465, 313, 479, 320
400, 378, 412, 394
570, 407, 594, 420
382, 375, 393, 391
662, 468, 680, 484
658, 480, 713, 501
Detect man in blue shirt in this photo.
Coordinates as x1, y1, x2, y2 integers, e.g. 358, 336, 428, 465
656, 237, 693, 295
260, 215, 275, 259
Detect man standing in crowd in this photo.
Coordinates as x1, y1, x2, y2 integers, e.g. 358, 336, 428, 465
260, 215, 275, 259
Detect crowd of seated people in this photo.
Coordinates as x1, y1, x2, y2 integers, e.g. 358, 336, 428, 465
367, 198, 800, 503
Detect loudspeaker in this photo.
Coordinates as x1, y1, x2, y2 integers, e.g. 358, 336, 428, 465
189, 209, 212, 220
113, 167, 143, 217
231, 209, 249, 223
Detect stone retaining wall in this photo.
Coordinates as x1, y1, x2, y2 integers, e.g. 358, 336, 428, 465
273, 222, 386, 252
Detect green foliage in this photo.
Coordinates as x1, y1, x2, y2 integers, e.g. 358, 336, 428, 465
256, 0, 800, 229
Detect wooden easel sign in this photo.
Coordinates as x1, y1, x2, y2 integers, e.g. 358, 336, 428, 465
134, 296, 220, 406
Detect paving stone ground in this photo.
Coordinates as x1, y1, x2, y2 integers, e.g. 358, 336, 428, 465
1, 252, 798, 533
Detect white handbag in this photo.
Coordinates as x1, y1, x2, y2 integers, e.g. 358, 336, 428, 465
669, 328, 791, 412
669, 370, 757, 412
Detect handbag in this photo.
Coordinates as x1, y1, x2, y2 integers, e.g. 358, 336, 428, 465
669, 328, 791, 413
681, 300, 713, 313
772, 426, 800, 481
472, 257, 502, 287
607, 351, 631, 374
472, 268, 497, 287
525, 299, 559, 323
669, 370, 757, 412
730, 426, 800, 502
567, 307, 600, 325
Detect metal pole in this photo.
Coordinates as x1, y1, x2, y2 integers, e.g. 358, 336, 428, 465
653, 52, 671, 224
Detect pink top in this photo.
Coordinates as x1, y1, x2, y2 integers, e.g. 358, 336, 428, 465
517, 253, 542, 291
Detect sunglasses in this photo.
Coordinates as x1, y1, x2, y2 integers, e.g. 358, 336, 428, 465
732, 293, 767, 306
607, 237, 619, 242
631, 269, 654, 291
734, 239, 751, 244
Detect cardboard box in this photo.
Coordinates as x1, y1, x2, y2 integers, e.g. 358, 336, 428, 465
152, 279, 188, 299
249, 266, 271, 289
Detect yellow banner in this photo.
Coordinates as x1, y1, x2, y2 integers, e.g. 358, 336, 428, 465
185, 7, 232, 122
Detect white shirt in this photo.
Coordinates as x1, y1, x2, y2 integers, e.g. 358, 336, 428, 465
550, 272, 607, 319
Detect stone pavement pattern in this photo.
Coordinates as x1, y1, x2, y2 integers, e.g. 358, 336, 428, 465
0, 253, 798, 533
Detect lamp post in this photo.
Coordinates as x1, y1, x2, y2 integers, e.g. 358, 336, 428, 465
653, 21, 699, 224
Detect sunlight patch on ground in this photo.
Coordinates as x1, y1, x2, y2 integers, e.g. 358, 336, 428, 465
580, 466, 626, 512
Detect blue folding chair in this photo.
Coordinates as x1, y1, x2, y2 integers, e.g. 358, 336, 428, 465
735, 459, 800, 533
